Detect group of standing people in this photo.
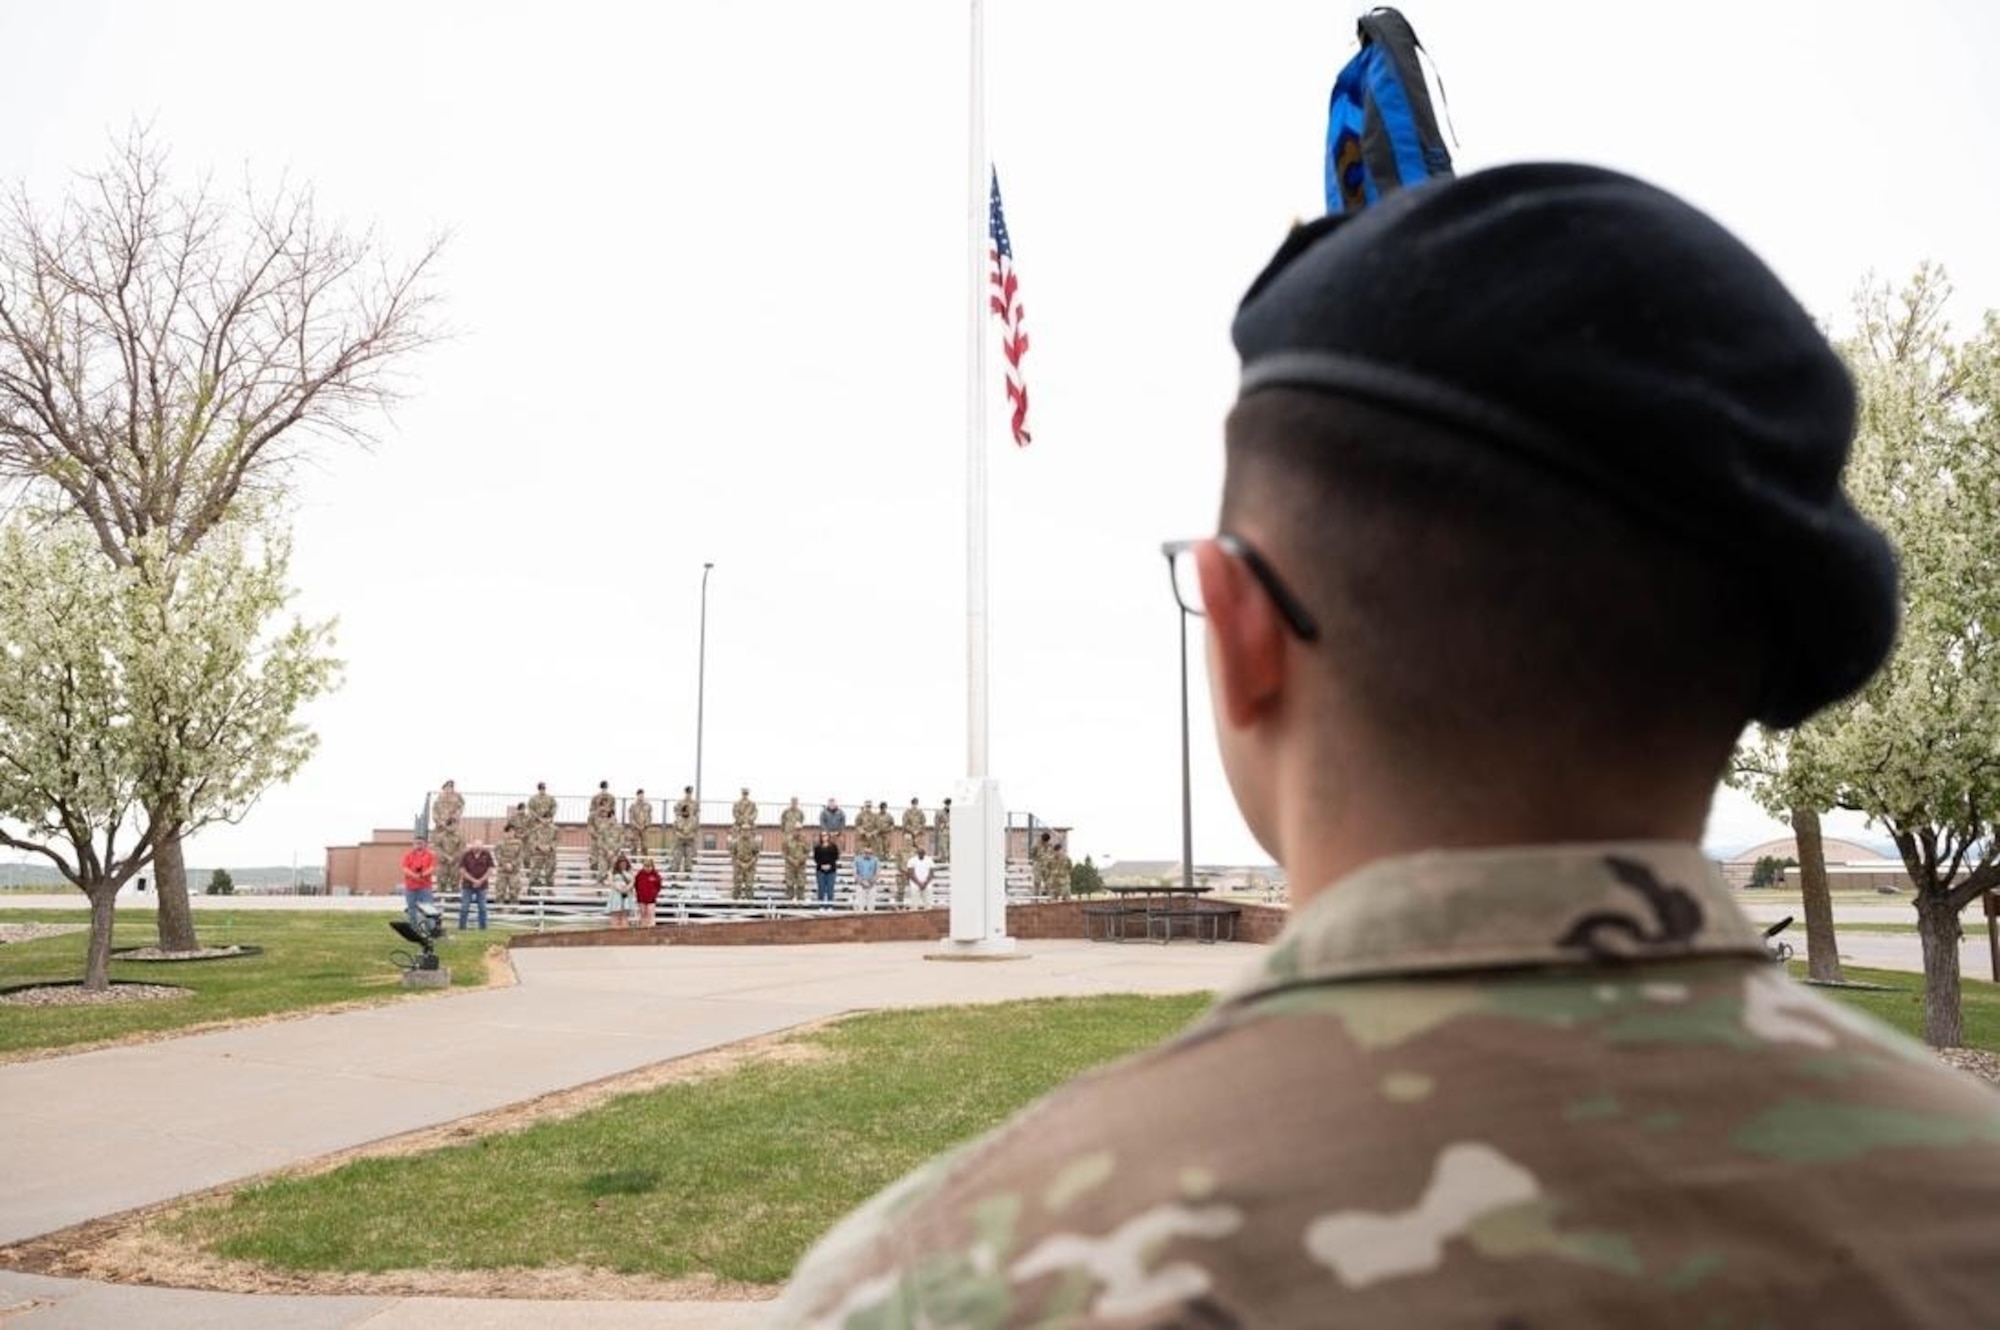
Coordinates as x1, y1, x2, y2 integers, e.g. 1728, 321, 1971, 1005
408, 780, 501, 930
732, 794, 951, 906
413, 783, 971, 923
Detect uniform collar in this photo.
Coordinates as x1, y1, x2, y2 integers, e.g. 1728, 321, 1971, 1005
1221, 842, 1768, 1007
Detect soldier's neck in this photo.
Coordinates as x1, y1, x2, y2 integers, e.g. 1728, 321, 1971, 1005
1274, 750, 1716, 910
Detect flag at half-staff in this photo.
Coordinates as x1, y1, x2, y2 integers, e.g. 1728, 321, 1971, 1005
988, 168, 1032, 447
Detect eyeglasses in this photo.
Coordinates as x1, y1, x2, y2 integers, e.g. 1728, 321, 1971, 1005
1160, 533, 1321, 642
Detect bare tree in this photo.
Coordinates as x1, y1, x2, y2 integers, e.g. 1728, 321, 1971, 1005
0, 131, 441, 948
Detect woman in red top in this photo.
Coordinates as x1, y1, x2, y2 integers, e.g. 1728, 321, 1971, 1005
633, 857, 664, 928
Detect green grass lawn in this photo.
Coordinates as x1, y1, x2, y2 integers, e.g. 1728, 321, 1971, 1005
1802, 962, 2000, 1051
161, 994, 1211, 1285
135, 965, 2000, 1289
0, 909, 497, 1059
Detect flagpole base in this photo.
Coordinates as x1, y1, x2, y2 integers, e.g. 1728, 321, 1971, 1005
926, 936, 1025, 962
945, 777, 1013, 950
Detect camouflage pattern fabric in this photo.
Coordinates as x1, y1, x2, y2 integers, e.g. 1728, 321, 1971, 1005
770, 844, 2000, 1327
525, 817, 558, 889
731, 827, 760, 900
432, 824, 464, 891
902, 803, 927, 854
432, 787, 464, 831
493, 836, 524, 905
1051, 845, 1073, 900
782, 803, 806, 836
673, 797, 698, 876
734, 794, 759, 830
527, 790, 557, 824
627, 795, 654, 851
935, 805, 950, 860
584, 791, 617, 880
783, 831, 810, 901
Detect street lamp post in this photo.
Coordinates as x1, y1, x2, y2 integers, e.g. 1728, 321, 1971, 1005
694, 562, 714, 815
1176, 599, 1195, 893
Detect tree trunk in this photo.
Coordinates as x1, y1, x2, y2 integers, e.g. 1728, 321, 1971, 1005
82, 885, 118, 992
1914, 888, 1965, 1048
1790, 807, 1842, 983
152, 828, 199, 952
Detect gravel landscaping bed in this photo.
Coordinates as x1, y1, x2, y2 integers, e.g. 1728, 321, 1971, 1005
0, 922, 88, 945
1936, 1047, 2000, 1086
0, 982, 191, 1006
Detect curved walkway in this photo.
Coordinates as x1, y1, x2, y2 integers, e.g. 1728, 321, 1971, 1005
0, 937, 1255, 1327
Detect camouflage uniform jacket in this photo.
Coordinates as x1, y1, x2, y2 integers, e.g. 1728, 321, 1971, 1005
735, 796, 760, 829
627, 797, 654, 837
674, 799, 699, 838
782, 805, 807, 835
527, 791, 557, 823
769, 843, 2000, 1327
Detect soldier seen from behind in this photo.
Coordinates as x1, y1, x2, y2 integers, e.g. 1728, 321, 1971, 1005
773, 164, 2000, 1325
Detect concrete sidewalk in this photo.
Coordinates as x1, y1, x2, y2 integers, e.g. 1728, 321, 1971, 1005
0, 1267, 769, 1328
0, 938, 1256, 1326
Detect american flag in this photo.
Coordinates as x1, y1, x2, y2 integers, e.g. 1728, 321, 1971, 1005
988, 168, 1032, 447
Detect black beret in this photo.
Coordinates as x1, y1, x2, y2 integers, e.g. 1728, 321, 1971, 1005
1232, 162, 1897, 728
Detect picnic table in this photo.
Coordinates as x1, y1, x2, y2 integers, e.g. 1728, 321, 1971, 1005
1084, 884, 1240, 944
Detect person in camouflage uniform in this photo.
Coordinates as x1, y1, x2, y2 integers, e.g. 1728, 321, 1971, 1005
431, 780, 464, 837
851, 801, 872, 856
1030, 830, 1053, 896
586, 781, 618, 883
493, 833, 524, 906
901, 798, 927, 856
672, 786, 699, 879
525, 818, 557, 892
934, 797, 951, 860
771, 166, 2000, 1325
782, 826, 810, 901
625, 788, 653, 854
1049, 838, 1073, 900
868, 799, 890, 857
733, 787, 758, 831
431, 815, 465, 906
781, 796, 806, 838
524, 786, 557, 892
730, 825, 760, 900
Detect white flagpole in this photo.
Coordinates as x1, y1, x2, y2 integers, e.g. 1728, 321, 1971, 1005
966, 0, 989, 783
942, 0, 1015, 955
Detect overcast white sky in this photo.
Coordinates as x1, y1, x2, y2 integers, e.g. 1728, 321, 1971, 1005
3, 0, 1997, 871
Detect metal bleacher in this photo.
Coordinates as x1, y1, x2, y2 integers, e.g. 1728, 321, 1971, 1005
441, 845, 1042, 930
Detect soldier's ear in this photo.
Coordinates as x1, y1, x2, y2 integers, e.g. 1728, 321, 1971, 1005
1198, 540, 1287, 729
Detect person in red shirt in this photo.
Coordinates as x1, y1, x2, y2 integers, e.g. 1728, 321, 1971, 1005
400, 836, 438, 933
633, 857, 664, 928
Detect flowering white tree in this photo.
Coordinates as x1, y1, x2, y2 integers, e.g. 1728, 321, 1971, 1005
0, 131, 437, 949
1740, 265, 2000, 1047
0, 519, 337, 990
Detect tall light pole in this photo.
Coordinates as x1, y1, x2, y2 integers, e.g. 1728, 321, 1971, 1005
1175, 596, 1195, 893
694, 562, 714, 816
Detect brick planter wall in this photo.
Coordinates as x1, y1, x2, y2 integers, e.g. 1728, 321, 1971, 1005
507, 899, 1290, 950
